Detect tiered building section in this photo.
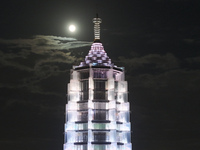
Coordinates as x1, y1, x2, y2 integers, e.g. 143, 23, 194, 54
64, 15, 132, 150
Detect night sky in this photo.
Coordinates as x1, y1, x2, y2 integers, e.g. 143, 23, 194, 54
0, 0, 200, 150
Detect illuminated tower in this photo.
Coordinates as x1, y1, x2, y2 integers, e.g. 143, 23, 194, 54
64, 14, 132, 150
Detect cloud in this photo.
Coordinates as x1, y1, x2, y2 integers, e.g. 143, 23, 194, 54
186, 56, 200, 63
116, 53, 200, 91
128, 69, 200, 91
0, 35, 92, 70
0, 35, 92, 93
0, 35, 92, 54
117, 53, 180, 72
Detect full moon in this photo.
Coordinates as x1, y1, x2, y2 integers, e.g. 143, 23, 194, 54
69, 25, 76, 32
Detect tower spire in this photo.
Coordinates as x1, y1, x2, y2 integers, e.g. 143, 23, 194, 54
93, 13, 102, 42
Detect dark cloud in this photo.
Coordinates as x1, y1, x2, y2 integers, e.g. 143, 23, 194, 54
186, 56, 200, 63
128, 69, 200, 90
0, 35, 91, 94
117, 53, 180, 74
115, 52, 200, 95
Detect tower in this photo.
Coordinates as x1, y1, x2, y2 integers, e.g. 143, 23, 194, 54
64, 15, 132, 150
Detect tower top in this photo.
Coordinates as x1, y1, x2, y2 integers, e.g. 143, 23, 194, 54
93, 13, 102, 42
75, 15, 123, 70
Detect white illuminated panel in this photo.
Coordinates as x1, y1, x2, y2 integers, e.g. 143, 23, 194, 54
88, 100, 116, 110
117, 111, 130, 123
69, 91, 80, 102
71, 71, 80, 80
89, 89, 94, 100
88, 142, 117, 150
117, 122, 131, 131
117, 92, 128, 102
69, 80, 80, 91
108, 90, 115, 100
115, 72, 124, 81
107, 78, 115, 90
117, 81, 127, 92
65, 122, 88, 131
88, 109, 94, 121
117, 143, 132, 150
109, 109, 116, 121
67, 111, 78, 122
67, 101, 78, 110
117, 102, 130, 111
117, 131, 131, 143
107, 69, 113, 79
89, 77, 94, 89
88, 100, 93, 109
109, 100, 116, 109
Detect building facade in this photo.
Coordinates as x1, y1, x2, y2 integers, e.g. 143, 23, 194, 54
64, 15, 132, 150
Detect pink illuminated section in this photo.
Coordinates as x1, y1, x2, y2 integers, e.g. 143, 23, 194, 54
79, 42, 112, 67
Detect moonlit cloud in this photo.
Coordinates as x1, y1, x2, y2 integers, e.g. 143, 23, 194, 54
0, 35, 92, 54
0, 35, 92, 70
0, 35, 92, 92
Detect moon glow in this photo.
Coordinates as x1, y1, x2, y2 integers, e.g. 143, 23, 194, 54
69, 25, 76, 32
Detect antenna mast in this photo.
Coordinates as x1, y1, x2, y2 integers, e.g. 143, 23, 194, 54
93, 13, 102, 42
